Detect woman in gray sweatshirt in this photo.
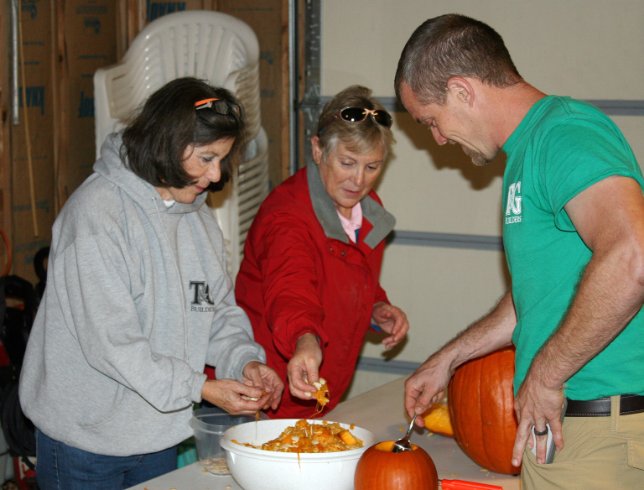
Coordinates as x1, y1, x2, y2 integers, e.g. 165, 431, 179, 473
19, 77, 283, 489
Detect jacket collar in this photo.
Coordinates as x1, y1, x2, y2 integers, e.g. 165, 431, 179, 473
307, 163, 395, 249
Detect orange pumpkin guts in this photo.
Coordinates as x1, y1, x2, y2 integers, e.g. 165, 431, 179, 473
355, 441, 439, 490
447, 347, 519, 475
312, 378, 330, 412
422, 402, 453, 437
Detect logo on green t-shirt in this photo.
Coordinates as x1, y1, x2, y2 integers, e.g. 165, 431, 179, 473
505, 181, 522, 224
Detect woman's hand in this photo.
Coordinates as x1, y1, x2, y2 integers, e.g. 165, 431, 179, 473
286, 333, 323, 400
201, 378, 276, 415
242, 361, 284, 411
372, 301, 409, 350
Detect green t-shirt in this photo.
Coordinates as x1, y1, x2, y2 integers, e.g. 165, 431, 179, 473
502, 95, 644, 400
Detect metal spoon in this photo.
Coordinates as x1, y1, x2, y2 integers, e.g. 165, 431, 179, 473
392, 414, 417, 453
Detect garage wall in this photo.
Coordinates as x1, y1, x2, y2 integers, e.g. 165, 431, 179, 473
315, 0, 644, 399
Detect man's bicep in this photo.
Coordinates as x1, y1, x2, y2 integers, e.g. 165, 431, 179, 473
565, 176, 644, 252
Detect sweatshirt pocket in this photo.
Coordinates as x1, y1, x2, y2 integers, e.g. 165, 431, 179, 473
79, 381, 126, 429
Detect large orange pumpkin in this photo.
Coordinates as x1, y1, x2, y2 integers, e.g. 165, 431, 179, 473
447, 347, 519, 475
355, 441, 439, 490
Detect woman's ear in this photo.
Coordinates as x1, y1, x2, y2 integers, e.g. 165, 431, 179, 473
310, 136, 322, 165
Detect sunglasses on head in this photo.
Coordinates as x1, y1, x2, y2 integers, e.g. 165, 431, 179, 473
194, 97, 240, 117
338, 107, 393, 128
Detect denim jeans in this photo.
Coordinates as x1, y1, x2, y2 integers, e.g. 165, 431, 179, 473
35, 429, 177, 490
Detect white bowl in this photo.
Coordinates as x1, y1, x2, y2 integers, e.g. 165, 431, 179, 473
221, 418, 375, 490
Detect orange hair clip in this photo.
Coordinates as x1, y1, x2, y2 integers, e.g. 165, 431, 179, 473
194, 97, 220, 109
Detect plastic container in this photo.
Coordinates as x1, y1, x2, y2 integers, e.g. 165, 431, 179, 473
189, 407, 253, 474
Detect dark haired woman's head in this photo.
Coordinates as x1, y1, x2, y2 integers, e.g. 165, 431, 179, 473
121, 77, 245, 198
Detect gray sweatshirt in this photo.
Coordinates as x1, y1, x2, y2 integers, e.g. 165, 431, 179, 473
19, 133, 265, 456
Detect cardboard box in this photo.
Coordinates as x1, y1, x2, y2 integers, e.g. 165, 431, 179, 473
10, 0, 56, 282
0, 6, 14, 271
56, 1, 118, 205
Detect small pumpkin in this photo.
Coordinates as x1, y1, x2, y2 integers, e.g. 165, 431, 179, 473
447, 347, 519, 475
355, 441, 438, 490
422, 402, 453, 437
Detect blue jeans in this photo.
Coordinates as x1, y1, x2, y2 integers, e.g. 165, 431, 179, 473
35, 429, 177, 490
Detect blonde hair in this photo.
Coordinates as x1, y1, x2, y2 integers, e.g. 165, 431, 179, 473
316, 85, 394, 161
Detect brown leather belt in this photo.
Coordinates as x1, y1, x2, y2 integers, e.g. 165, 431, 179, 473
566, 394, 644, 417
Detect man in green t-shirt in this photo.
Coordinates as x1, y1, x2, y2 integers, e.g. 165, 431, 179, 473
395, 14, 644, 490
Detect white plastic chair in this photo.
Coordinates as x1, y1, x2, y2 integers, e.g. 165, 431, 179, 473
93, 10, 269, 277
93, 10, 261, 155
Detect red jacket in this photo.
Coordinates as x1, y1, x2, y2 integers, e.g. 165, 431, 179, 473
235, 165, 395, 418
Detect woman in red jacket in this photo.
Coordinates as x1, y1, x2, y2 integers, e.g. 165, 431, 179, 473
235, 85, 409, 418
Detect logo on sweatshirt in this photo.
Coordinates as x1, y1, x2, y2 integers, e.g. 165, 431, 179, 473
505, 181, 522, 224
189, 281, 216, 312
